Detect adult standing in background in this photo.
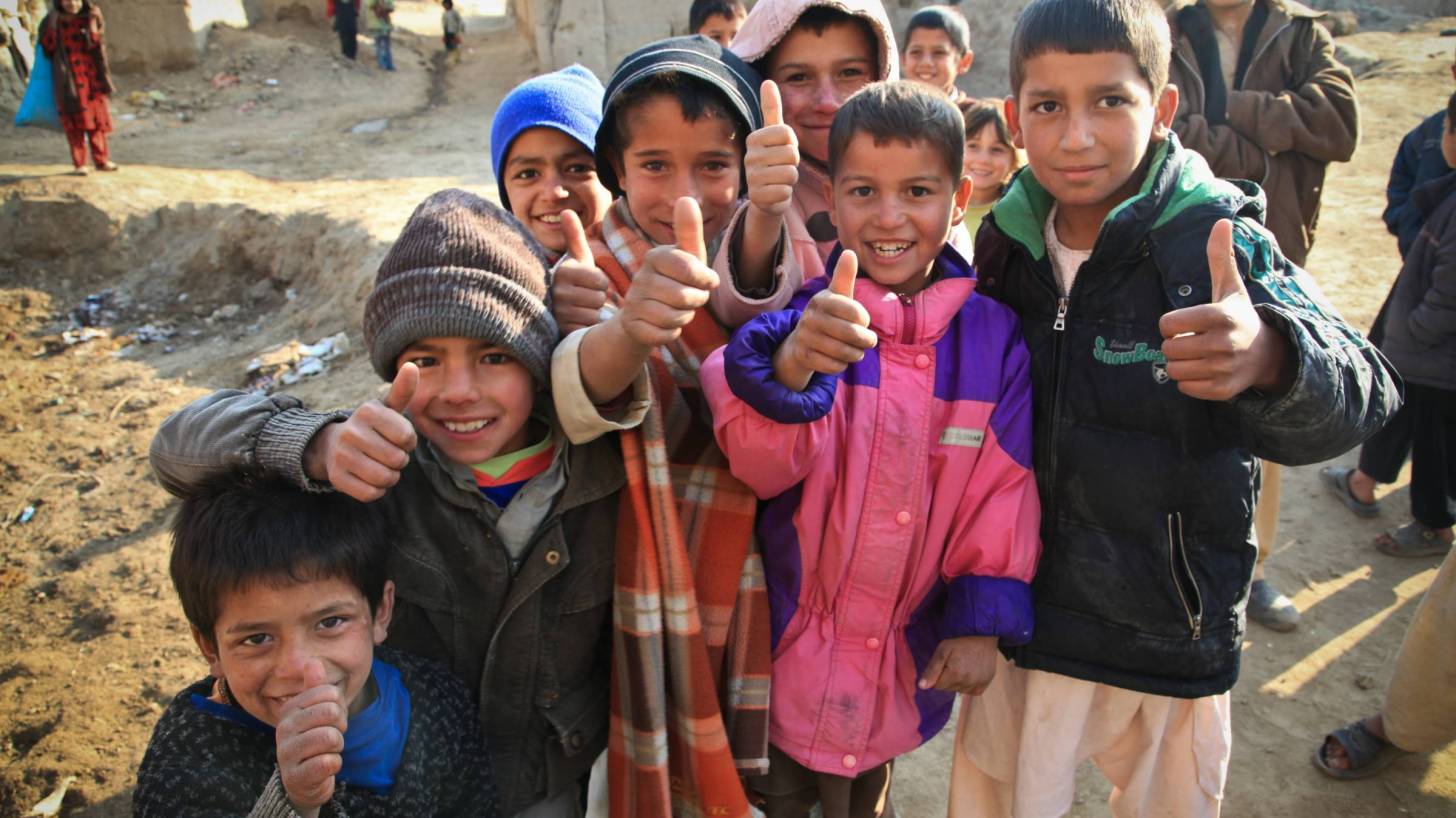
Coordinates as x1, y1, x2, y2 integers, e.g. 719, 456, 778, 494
329, 0, 360, 60
1167, 0, 1359, 632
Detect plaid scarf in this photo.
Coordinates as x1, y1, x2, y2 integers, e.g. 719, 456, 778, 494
595, 199, 771, 818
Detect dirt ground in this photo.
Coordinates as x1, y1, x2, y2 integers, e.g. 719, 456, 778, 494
0, 7, 1453, 817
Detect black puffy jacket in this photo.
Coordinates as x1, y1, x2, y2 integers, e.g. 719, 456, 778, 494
974, 135, 1400, 698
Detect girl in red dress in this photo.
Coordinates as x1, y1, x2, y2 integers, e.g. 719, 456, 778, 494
40, 0, 118, 174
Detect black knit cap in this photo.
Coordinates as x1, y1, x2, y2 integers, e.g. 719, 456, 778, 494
363, 189, 558, 384
596, 34, 763, 196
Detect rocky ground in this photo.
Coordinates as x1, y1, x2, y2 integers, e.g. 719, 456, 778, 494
0, 7, 1453, 816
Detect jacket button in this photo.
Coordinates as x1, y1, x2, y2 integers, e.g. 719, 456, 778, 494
569, 732, 584, 750
841, 754, 857, 769
1177, 284, 1193, 297
914, 354, 930, 369
545, 549, 561, 565
865, 637, 880, 650
895, 510, 911, 526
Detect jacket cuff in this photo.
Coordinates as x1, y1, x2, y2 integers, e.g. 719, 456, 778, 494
550, 325, 651, 444
256, 407, 349, 493
942, 575, 1034, 645
723, 310, 838, 424
248, 768, 305, 818
708, 202, 802, 328
1232, 303, 1311, 413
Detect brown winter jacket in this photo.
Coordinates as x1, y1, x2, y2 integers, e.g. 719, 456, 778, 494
1168, 0, 1358, 266
149, 391, 622, 816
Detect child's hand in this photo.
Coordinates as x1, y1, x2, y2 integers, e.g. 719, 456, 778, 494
918, 635, 999, 695
304, 363, 419, 501
616, 197, 720, 349
551, 209, 615, 336
276, 660, 347, 817
1158, 219, 1290, 401
773, 250, 876, 390
745, 80, 799, 218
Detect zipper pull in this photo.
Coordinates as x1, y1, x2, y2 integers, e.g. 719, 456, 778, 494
1053, 296, 1068, 332
1191, 614, 1203, 641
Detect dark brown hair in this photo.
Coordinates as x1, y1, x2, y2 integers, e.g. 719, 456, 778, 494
829, 80, 964, 180
1009, 0, 1170, 96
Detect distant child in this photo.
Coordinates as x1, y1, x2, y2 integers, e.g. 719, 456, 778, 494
901, 4, 973, 102
690, 0, 747, 47
958, 97, 1020, 234
150, 191, 626, 817
134, 473, 498, 817
547, 35, 790, 817
442, 0, 465, 63
731, 0, 911, 281
946, 1, 1398, 816
490, 65, 613, 263
703, 81, 1041, 818
39, 0, 117, 175
370, 0, 395, 71
330, 0, 361, 60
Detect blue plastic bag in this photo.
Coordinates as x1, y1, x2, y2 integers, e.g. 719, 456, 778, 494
15, 46, 62, 131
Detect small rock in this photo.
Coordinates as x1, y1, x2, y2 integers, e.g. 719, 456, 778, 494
213, 304, 242, 321
1355, 673, 1377, 691
351, 118, 389, 135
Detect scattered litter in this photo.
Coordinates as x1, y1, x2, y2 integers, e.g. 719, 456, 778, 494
72, 289, 120, 327
245, 332, 351, 394
207, 304, 242, 323
351, 118, 389, 134
177, 111, 193, 123
129, 324, 178, 344
265, 77, 280, 86
285, 288, 298, 301
25, 775, 75, 817
237, 100, 258, 114
127, 90, 151, 107
119, 113, 137, 122
163, 345, 175, 354
211, 72, 240, 90
177, 292, 189, 302
148, 89, 168, 103
61, 327, 109, 346
16, 506, 36, 525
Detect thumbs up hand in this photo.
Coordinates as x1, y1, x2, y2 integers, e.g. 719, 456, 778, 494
304, 362, 419, 501
773, 250, 877, 390
745, 80, 799, 218
551, 209, 616, 335
617, 197, 721, 349
1158, 219, 1290, 401
276, 659, 347, 817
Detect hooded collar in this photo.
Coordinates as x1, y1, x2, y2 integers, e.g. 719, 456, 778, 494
729, 0, 899, 82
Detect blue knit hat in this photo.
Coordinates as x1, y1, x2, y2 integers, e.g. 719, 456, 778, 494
597, 35, 763, 196
490, 65, 606, 210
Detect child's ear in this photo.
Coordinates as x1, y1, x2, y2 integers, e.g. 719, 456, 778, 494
957, 49, 974, 77
1003, 95, 1024, 150
1151, 83, 1180, 142
951, 174, 974, 228
371, 580, 396, 645
191, 625, 225, 681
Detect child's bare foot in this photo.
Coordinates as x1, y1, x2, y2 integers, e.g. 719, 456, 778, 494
1347, 469, 1377, 505
1314, 714, 1411, 779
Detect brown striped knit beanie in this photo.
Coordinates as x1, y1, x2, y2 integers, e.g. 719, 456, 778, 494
363, 189, 558, 383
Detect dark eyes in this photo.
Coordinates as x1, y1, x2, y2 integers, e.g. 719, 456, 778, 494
482, 352, 511, 365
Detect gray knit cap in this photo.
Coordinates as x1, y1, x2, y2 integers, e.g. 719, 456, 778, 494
363, 189, 558, 383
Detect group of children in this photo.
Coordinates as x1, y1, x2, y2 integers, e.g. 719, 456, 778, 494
138, 1, 1400, 817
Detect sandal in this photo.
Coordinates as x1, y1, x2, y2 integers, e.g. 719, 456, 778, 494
1376, 521, 1453, 558
1313, 719, 1410, 780
1318, 467, 1379, 518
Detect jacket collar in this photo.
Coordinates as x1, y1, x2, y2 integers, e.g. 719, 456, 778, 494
822, 242, 976, 345
1414, 169, 1456, 218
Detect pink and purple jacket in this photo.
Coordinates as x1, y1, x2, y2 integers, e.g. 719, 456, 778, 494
700, 244, 1042, 776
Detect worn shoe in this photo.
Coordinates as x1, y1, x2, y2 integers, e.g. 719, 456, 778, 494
1248, 579, 1300, 632
1318, 466, 1380, 518
1376, 521, 1453, 558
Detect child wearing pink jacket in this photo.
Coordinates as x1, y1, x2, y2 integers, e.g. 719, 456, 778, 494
702, 81, 1039, 818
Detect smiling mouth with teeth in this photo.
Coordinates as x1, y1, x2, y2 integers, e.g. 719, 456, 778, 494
537, 213, 563, 225
443, 419, 492, 433
869, 241, 912, 257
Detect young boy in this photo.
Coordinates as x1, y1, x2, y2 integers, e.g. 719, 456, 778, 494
490, 65, 614, 263
1168, 0, 1361, 633
730, 0, 905, 281
546, 35, 790, 818
442, 0, 464, 64
369, 0, 395, 71
901, 5, 974, 102
946, 1, 1399, 815
134, 473, 498, 817
150, 191, 630, 818
690, 0, 747, 47
702, 80, 1041, 818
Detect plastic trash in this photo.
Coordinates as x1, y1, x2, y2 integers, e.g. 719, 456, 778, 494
17, 506, 36, 525
15, 48, 61, 130
25, 775, 74, 816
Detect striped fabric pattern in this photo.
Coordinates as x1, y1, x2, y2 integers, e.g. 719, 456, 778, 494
592, 200, 772, 818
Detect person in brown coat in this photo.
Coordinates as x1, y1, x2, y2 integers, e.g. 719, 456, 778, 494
1167, 0, 1359, 633
38, 0, 117, 174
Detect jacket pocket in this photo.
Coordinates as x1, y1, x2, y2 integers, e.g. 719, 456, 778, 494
1167, 512, 1204, 641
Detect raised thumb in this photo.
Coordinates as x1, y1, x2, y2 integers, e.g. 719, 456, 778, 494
673, 196, 707, 262
760, 79, 784, 128
829, 249, 858, 298
384, 362, 419, 413
1206, 219, 1246, 301
560, 208, 593, 264
302, 658, 327, 690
